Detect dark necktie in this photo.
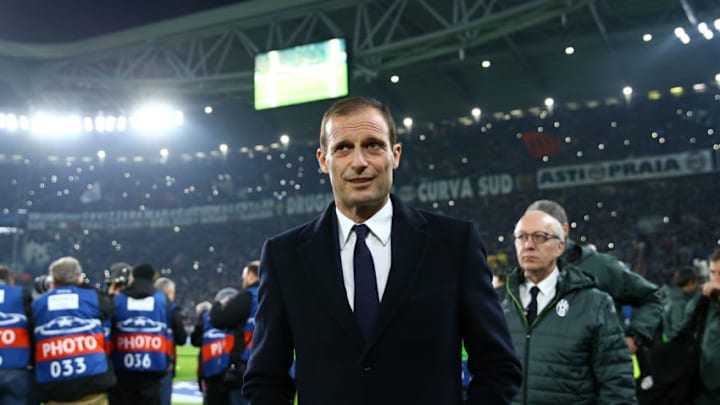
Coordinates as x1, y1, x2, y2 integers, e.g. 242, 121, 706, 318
526, 286, 540, 326
353, 224, 379, 337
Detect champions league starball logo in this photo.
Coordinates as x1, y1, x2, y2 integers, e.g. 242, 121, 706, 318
204, 329, 227, 339
0, 312, 27, 326
35, 316, 100, 336
117, 316, 166, 333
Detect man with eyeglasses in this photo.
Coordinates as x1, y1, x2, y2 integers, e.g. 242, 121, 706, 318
496, 210, 636, 404
526, 200, 662, 355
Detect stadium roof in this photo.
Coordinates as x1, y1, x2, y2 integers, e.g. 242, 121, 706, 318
1, 0, 719, 145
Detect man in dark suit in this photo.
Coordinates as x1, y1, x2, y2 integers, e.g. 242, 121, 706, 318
243, 96, 522, 405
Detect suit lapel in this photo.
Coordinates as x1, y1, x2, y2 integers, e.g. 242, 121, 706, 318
364, 196, 430, 351
297, 204, 364, 344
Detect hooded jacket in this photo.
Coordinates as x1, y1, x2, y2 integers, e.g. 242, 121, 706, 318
560, 238, 662, 346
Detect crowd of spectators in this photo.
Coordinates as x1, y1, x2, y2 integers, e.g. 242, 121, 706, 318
1, 92, 720, 323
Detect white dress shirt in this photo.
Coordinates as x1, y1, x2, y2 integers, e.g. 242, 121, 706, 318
336, 199, 393, 310
519, 267, 559, 316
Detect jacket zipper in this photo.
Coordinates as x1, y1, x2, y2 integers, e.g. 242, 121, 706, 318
505, 283, 563, 404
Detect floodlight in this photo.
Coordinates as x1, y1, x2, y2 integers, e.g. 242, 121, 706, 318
84, 117, 94, 132
5, 114, 18, 132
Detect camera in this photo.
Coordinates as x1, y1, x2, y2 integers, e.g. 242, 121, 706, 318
223, 363, 247, 388
33, 274, 52, 295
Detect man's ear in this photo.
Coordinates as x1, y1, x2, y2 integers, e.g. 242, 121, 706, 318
317, 148, 329, 173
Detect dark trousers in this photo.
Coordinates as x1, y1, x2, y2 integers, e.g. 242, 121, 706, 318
159, 371, 173, 405
205, 379, 230, 405
0, 368, 33, 405
109, 372, 162, 405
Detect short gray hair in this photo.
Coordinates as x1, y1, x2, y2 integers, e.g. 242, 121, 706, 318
49, 257, 83, 286
526, 199, 568, 225
154, 277, 175, 294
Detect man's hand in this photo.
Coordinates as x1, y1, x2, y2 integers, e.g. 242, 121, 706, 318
196, 300, 212, 316
625, 336, 637, 354
702, 280, 720, 299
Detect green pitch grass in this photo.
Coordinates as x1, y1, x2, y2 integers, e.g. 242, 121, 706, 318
172, 345, 298, 405
175, 344, 200, 382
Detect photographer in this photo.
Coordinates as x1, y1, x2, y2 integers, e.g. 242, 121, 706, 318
208, 261, 259, 405
31, 256, 116, 403
0, 266, 33, 404
104, 262, 131, 296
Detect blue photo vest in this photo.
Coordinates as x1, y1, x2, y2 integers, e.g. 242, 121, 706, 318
200, 312, 234, 378
112, 291, 169, 372
241, 286, 258, 362
0, 285, 31, 369
32, 287, 108, 383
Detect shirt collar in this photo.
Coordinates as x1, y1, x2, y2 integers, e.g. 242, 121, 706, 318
524, 266, 559, 296
337, 199, 393, 250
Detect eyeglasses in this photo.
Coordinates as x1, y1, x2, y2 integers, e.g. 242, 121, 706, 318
513, 232, 561, 245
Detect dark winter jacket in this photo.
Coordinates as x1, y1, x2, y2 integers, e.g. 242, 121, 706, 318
497, 265, 636, 405
662, 286, 697, 340
561, 238, 662, 345
685, 295, 720, 405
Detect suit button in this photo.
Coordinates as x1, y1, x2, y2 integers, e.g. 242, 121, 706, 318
363, 366, 371, 372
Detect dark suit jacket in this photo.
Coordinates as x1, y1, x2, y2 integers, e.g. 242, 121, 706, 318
243, 195, 521, 405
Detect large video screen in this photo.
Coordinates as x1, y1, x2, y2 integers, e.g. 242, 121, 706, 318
254, 38, 349, 110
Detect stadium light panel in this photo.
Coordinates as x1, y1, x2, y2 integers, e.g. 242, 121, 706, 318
95, 116, 106, 133
4, 118, 21, 133
68, 116, 82, 134
84, 117, 94, 132
19, 116, 29, 131
130, 104, 182, 133
280, 134, 290, 145
106, 116, 117, 132
175, 110, 184, 126
642, 34, 653, 42
117, 116, 127, 132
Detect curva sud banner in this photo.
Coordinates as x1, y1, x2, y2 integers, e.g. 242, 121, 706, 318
26, 174, 515, 231
536, 150, 716, 190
